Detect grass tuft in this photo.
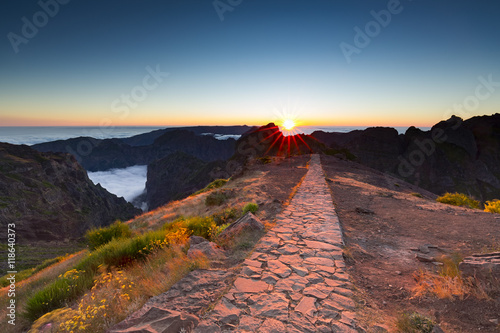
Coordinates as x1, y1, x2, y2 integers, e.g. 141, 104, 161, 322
396, 312, 435, 333
211, 208, 241, 226
205, 190, 229, 206
242, 202, 259, 215
192, 179, 228, 196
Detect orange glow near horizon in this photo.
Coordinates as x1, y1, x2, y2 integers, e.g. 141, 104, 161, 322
1, 109, 442, 128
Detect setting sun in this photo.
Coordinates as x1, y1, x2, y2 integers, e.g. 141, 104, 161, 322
283, 119, 296, 131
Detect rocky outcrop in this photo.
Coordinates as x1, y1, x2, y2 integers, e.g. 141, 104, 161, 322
109, 269, 234, 333
0, 143, 140, 242
145, 152, 230, 210
232, 123, 324, 162
459, 252, 500, 280
187, 236, 225, 259
312, 114, 500, 201
218, 212, 265, 243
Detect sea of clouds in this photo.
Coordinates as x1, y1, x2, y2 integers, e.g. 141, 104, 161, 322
87, 165, 148, 208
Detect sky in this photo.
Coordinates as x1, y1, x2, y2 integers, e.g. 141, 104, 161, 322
1, 0, 499, 127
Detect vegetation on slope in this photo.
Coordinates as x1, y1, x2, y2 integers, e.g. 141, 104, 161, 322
436, 192, 480, 209
484, 199, 500, 214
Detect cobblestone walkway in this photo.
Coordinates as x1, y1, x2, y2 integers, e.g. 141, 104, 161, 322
196, 155, 358, 333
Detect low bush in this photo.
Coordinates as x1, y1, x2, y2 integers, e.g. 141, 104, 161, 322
85, 221, 132, 250
484, 199, 500, 214
205, 190, 229, 206
165, 216, 216, 240
396, 312, 435, 333
242, 202, 259, 215
436, 192, 480, 209
411, 192, 423, 198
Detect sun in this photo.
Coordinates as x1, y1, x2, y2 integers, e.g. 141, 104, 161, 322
283, 119, 296, 131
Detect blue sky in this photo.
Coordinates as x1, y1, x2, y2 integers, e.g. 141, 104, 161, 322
1, 0, 499, 126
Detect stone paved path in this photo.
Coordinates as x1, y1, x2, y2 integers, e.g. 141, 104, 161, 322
196, 155, 359, 333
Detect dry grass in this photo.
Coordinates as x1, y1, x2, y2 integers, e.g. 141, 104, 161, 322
412, 270, 471, 300
412, 254, 492, 301
0, 250, 88, 333
29, 244, 208, 333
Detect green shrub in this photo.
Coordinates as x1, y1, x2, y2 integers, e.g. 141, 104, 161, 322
411, 192, 424, 198
242, 202, 259, 215
212, 208, 241, 226
484, 199, 500, 214
436, 192, 480, 209
396, 312, 435, 333
85, 220, 132, 250
24, 268, 94, 322
193, 179, 228, 195
205, 191, 229, 206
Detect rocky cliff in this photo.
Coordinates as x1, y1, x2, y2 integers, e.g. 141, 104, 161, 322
146, 152, 229, 210
0, 143, 140, 242
311, 114, 500, 201
231, 123, 321, 163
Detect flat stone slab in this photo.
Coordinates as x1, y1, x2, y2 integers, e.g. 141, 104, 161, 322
304, 239, 342, 251
304, 256, 335, 266
233, 277, 268, 293
295, 296, 317, 317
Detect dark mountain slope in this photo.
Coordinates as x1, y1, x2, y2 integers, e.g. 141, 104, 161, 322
311, 114, 500, 201
122, 125, 252, 146
146, 152, 229, 210
33, 129, 236, 172
0, 143, 140, 242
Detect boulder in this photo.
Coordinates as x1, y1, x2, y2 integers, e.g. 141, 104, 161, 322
190, 235, 208, 246
188, 238, 225, 259
218, 212, 265, 242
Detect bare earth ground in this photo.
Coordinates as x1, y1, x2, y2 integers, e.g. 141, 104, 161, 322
321, 155, 500, 332
130, 155, 310, 234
